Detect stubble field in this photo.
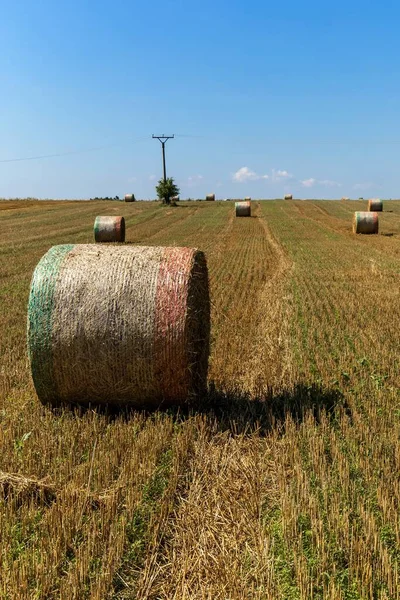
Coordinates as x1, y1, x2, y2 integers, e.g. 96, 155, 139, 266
1, 198, 400, 599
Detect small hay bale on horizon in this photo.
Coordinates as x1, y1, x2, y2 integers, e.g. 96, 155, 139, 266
368, 198, 383, 212
206, 194, 215, 201
27, 245, 210, 409
235, 201, 251, 217
353, 211, 379, 234
284, 194, 293, 200
124, 194, 136, 202
341, 196, 350, 201
94, 216, 125, 243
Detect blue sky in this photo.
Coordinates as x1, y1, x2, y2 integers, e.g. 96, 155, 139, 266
1, 0, 400, 199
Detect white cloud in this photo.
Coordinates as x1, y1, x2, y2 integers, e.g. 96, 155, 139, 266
186, 175, 203, 187
233, 166, 269, 182
301, 178, 341, 188
320, 179, 341, 187
301, 178, 317, 187
353, 182, 373, 190
272, 169, 293, 181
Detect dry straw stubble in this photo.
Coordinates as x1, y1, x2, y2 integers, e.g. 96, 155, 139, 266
93, 215, 125, 242
27, 244, 210, 408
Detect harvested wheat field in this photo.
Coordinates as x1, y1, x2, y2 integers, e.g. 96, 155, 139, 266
1, 198, 400, 599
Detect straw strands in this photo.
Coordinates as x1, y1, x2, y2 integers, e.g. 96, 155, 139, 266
368, 198, 383, 211
124, 194, 135, 202
206, 194, 215, 201
27, 245, 210, 408
94, 216, 125, 243
353, 211, 379, 234
235, 201, 251, 217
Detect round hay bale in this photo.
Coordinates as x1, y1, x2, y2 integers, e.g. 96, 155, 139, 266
171, 195, 180, 202
124, 194, 136, 202
353, 211, 379, 234
341, 197, 350, 201
244, 196, 251, 201
368, 198, 383, 211
94, 216, 125, 243
235, 201, 251, 217
205, 194, 215, 201
27, 245, 210, 408
284, 194, 293, 200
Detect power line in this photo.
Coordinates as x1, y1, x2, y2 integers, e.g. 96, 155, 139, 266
0, 135, 150, 164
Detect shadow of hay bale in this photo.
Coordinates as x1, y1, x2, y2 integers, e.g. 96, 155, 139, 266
188, 382, 350, 435
42, 382, 350, 437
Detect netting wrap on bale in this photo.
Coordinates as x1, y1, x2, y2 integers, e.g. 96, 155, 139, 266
94, 216, 125, 243
368, 198, 383, 212
353, 211, 379, 234
124, 194, 135, 202
235, 201, 251, 217
205, 194, 215, 201
27, 245, 210, 408
284, 194, 293, 200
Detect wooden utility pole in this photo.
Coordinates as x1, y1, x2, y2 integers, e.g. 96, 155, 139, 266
152, 134, 174, 181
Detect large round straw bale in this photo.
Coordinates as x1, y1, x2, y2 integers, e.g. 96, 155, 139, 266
353, 211, 379, 234
27, 245, 210, 408
368, 198, 382, 211
124, 194, 136, 202
94, 216, 125, 243
235, 201, 251, 217
205, 194, 215, 201
284, 194, 293, 200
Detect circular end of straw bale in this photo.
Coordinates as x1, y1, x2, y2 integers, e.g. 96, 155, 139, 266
235, 201, 251, 217
205, 194, 215, 201
124, 194, 136, 202
368, 198, 382, 212
94, 216, 125, 243
27, 245, 210, 408
353, 211, 379, 234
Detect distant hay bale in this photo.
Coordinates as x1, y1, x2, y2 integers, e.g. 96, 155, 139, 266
284, 194, 293, 200
353, 211, 379, 234
244, 196, 251, 201
27, 245, 210, 408
94, 216, 125, 243
171, 195, 180, 202
368, 198, 383, 211
235, 201, 251, 217
341, 197, 350, 201
206, 194, 215, 201
124, 194, 136, 202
